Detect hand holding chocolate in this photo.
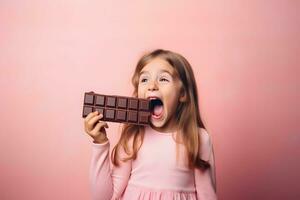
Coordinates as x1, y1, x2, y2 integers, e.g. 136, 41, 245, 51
82, 91, 151, 125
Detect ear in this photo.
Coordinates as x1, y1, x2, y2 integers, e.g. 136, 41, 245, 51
179, 88, 187, 102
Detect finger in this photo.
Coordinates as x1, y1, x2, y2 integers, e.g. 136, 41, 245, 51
99, 122, 109, 130
86, 114, 103, 132
90, 121, 108, 137
84, 111, 99, 122
97, 121, 108, 130
89, 113, 104, 126
89, 122, 101, 137
104, 122, 109, 128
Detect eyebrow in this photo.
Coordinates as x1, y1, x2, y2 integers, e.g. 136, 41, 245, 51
139, 69, 173, 76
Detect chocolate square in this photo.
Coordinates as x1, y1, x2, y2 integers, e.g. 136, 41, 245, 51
128, 98, 138, 110
139, 99, 150, 111
94, 108, 104, 116
106, 96, 116, 107
83, 106, 93, 117
127, 110, 138, 122
117, 97, 127, 109
84, 93, 94, 105
116, 110, 127, 121
139, 111, 150, 124
105, 109, 115, 120
95, 95, 105, 106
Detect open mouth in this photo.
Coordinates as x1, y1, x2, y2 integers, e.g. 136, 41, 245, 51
149, 98, 164, 119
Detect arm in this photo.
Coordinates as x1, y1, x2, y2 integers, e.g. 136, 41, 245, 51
89, 140, 132, 200
194, 128, 218, 200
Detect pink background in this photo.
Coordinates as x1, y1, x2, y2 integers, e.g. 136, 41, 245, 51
0, 1, 299, 199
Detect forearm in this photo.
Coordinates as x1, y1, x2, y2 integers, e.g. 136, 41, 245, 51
89, 139, 131, 200
195, 167, 218, 200
89, 141, 113, 200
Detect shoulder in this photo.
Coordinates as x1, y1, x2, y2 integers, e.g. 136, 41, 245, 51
198, 128, 213, 160
198, 128, 212, 146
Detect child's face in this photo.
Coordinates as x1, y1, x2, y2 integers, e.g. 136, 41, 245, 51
138, 58, 184, 132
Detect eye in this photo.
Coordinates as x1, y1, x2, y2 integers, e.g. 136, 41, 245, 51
159, 77, 169, 82
140, 78, 148, 83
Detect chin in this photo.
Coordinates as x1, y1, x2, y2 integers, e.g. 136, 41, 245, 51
150, 119, 163, 127
150, 114, 168, 128
150, 121, 164, 128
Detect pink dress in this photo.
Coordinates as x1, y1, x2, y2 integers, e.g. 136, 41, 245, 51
89, 126, 217, 200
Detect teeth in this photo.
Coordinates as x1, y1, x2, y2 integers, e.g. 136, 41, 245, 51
148, 97, 160, 100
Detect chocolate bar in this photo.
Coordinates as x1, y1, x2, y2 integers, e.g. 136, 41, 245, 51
82, 91, 151, 125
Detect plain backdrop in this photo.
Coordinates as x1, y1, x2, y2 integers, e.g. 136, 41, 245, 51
0, 0, 299, 199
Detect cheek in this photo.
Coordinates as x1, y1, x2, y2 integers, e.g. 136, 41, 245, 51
165, 88, 181, 104
137, 86, 144, 98
164, 93, 175, 104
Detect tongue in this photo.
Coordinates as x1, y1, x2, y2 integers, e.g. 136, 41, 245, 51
153, 105, 163, 116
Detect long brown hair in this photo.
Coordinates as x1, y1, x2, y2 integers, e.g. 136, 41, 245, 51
111, 49, 210, 170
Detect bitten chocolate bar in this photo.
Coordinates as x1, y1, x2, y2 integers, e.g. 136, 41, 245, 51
82, 91, 151, 125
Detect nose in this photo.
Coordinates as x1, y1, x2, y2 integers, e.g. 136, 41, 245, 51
148, 79, 158, 91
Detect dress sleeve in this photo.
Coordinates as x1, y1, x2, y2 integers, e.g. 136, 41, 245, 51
89, 140, 132, 200
194, 128, 218, 200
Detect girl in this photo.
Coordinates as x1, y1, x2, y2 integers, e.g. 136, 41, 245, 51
84, 49, 217, 200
